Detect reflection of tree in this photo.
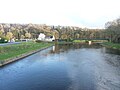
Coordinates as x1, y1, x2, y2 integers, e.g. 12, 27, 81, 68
48, 44, 101, 54
103, 51, 120, 67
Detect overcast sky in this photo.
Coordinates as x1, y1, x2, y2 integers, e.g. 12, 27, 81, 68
0, 0, 120, 28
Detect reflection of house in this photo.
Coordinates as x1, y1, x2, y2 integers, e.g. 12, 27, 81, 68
38, 33, 55, 42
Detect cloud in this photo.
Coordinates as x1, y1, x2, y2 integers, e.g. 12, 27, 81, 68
0, 0, 120, 28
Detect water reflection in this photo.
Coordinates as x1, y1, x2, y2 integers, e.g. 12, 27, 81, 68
49, 44, 102, 54
105, 48, 120, 55
0, 44, 120, 90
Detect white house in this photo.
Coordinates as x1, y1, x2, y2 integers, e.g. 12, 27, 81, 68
38, 33, 55, 42
38, 33, 45, 41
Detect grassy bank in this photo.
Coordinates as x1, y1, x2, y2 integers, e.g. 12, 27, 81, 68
0, 42, 53, 62
57, 40, 86, 44
73, 40, 86, 43
101, 42, 120, 49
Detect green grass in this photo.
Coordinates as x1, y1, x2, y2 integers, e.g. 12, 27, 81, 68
73, 40, 86, 43
101, 42, 120, 49
57, 41, 73, 44
92, 40, 108, 42
0, 42, 53, 61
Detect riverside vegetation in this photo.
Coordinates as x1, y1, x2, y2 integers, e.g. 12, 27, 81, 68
0, 17, 120, 44
101, 42, 120, 50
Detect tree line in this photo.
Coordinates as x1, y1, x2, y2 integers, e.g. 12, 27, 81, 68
0, 17, 119, 43
0, 23, 104, 41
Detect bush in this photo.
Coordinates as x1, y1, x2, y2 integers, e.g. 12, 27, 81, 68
36, 40, 43, 43
0, 38, 8, 43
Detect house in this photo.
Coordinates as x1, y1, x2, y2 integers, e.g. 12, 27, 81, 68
38, 33, 45, 41
38, 33, 55, 42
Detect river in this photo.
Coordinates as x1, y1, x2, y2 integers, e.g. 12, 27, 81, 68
0, 44, 120, 90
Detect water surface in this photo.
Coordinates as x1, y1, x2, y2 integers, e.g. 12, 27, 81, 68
0, 44, 120, 90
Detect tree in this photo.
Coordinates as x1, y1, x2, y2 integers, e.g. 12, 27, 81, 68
25, 32, 31, 39
0, 29, 4, 37
75, 33, 80, 39
52, 30, 59, 39
6, 32, 13, 40
20, 35, 25, 39
105, 18, 120, 43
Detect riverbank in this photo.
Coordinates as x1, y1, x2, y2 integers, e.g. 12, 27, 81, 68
0, 42, 53, 67
58, 40, 108, 44
101, 42, 120, 50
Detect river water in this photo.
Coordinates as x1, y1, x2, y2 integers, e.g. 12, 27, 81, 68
0, 44, 120, 90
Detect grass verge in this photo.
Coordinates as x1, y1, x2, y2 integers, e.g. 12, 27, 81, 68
0, 42, 53, 66
101, 42, 120, 49
73, 40, 86, 43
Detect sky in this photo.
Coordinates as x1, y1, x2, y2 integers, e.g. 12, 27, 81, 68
0, 0, 120, 28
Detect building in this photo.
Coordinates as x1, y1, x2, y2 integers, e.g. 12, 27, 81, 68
38, 33, 55, 42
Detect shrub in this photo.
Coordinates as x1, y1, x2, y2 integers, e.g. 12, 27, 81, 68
0, 38, 8, 43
